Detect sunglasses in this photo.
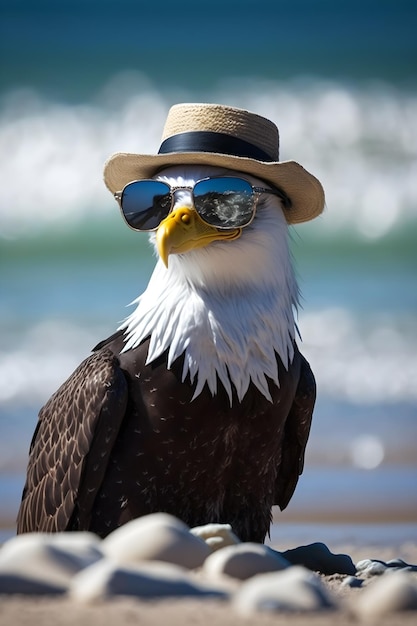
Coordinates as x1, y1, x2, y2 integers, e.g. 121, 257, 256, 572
114, 176, 291, 232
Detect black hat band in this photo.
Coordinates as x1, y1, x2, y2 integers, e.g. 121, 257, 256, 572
158, 131, 275, 163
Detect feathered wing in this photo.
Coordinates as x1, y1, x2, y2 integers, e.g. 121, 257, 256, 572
16, 348, 128, 534
274, 353, 316, 510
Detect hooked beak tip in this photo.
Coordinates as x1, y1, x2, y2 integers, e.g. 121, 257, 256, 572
156, 225, 170, 268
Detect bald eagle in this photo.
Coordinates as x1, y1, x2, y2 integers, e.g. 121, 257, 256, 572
17, 164, 316, 543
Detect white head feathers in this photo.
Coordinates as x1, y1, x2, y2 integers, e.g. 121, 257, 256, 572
119, 165, 299, 405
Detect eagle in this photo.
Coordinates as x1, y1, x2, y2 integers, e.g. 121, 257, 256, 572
17, 103, 324, 543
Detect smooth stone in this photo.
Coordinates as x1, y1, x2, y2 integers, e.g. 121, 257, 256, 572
101, 513, 211, 569
355, 570, 417, 618
364, 561, 388, 576
234, 565, 336, 615
280, 542, 356, 575
356, 559, 387, 576
387, 558, 409, 568
0, 532, 103, 595
203, 542, 290, 580
387, 566, 414, 573
190, 523, 240, 551
69, 558, 228, 601
341, 575, 363, 588
386, 558, 417, 572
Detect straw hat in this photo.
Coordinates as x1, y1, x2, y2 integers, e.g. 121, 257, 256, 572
104, 103, 325, 224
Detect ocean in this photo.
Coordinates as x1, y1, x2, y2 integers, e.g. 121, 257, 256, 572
0, 0, 416, 545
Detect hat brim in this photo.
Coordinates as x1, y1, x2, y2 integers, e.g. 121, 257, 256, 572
104, 151, 325, 224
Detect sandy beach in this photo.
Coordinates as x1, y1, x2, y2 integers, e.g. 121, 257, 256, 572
1, 593, 416, 626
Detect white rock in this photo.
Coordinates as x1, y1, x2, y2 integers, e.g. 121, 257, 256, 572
203, 542, 289, 581
356, 558, 373, 571
355, 570, 417, 618
190, 523, 240, 551
0, 532, 103, 595
356, 558, 387, 576
69, 558, 228, 601
341, 575, 363, 588
101, 513, 211, 569
233, 566, 336, 615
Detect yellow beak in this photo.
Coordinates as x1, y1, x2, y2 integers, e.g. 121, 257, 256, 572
155, 206, 241, 267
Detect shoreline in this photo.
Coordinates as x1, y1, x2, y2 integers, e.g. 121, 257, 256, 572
2, 520, 416, 549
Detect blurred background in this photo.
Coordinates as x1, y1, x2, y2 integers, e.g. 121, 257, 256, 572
1, 0, 416, 545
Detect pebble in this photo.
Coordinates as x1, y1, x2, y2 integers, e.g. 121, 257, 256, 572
386, 558, 417, 572
341, 575, 364, 588
280, 542, 356, 575
233, 565, 336, 615
0, 531, 103, 595
357, 559, 387, 576
355, 556, 417, 578
69, 558, 227, 601
356, 558, 386, 576
0, 512, 416, 618
190, 522, 240, 551
203, 542, 290, 581
101, 512, 211, 569
355, 570, 417, 618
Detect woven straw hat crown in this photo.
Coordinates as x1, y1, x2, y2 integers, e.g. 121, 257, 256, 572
161, 103, 280, 160
104, 103, 325, 224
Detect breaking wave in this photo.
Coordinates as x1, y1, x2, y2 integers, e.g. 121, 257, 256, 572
1, 72, 416, 240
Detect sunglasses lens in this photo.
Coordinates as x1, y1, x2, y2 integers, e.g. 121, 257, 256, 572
193, 177, 254, 228
121, 181, 171, 230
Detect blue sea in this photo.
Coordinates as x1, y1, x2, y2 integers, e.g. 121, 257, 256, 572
0, 0, 416, 546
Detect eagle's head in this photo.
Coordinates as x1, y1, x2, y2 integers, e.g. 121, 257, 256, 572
119, 164, 299, 405
104, 102, 324, 404
149, 165, 295, 289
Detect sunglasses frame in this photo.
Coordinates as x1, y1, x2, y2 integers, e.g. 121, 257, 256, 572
114, 176, 292, 232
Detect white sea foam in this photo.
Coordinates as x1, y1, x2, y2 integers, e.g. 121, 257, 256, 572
0, 310, 416, 408
0, 74, 416, 239
0, 320, 100, 406
299, 308, 417, 405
